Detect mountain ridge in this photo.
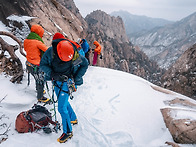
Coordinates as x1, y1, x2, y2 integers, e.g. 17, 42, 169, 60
110, 10, 173, 36
130, 11, 196, 69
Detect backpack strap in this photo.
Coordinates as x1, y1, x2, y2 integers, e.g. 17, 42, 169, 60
47, 117, 56, 125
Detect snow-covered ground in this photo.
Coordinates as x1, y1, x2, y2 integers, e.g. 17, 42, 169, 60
0, 65, 196, 147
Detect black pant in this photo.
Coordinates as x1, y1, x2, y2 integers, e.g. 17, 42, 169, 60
85, 51, 90, 65
26, 64, 44, 99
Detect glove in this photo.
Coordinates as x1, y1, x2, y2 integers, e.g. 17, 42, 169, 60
74, 77, 83, 86
100, 53, 103, 59
51, 72, 68, 81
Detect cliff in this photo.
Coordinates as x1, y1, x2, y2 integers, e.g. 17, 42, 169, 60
161, 43, 196, 99
85, 10, 164, 84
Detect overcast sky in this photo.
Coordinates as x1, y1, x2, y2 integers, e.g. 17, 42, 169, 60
74, 0, 196, 21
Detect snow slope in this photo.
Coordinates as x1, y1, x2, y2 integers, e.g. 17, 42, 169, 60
0, 65, 195, 147
1, 20, 196, 147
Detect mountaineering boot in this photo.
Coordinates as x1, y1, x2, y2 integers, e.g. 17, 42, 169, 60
35, 89, 46, 94
38, 96, 50, 103
71, 119, 78, 125
57, 132, 73, 143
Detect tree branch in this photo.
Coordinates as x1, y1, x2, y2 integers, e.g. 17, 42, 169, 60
0, 31, 26, 57
0, 32, 24, 83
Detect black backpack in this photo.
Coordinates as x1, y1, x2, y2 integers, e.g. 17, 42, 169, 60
15, 104, 58, 133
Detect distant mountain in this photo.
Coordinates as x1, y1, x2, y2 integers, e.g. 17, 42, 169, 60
110, 10, 173, 37
130, 12, 196, 69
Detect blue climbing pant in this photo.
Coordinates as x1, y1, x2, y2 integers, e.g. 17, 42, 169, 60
54, 81, 77, 133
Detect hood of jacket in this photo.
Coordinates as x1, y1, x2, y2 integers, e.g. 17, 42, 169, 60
31, 24, 44, 38
93, 41, 100, 47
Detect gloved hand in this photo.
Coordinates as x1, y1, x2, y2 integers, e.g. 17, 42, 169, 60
100, 53, 103, 59
51, 72, 68, 81
74, 77, 83, 86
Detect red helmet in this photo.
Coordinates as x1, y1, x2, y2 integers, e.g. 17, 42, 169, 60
57, 40, 74, 61
53, 32, 65, 40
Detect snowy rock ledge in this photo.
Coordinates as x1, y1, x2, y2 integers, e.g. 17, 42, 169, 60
161, 98, 196, 144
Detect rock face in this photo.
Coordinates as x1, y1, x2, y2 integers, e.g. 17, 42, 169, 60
0, 0, 87, 46
85, 10, 129, 44
56, 0, 87, 28
161, 98, 196, 144
130, 12, 196, 69
161, 108, 196, 144
85, 10, 164, 85
161, 44, 196, 99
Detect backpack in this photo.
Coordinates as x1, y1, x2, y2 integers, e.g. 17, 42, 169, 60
15, 105, 56, 133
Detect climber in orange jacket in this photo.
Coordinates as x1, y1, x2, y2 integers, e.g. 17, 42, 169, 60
92, 41, 102, 66
24, 24, 49, 103
24, 25, 47, 65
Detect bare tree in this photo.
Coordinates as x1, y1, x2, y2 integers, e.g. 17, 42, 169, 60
0, 31, 26, 83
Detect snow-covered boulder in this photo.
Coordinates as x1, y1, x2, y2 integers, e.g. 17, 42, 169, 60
161, 98, 196, 144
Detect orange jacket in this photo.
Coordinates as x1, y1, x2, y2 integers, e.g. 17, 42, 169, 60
24, 25, 47, 65
93, 41, 101, 55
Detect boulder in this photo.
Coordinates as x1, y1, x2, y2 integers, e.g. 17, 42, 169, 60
161, 98, 196, 144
